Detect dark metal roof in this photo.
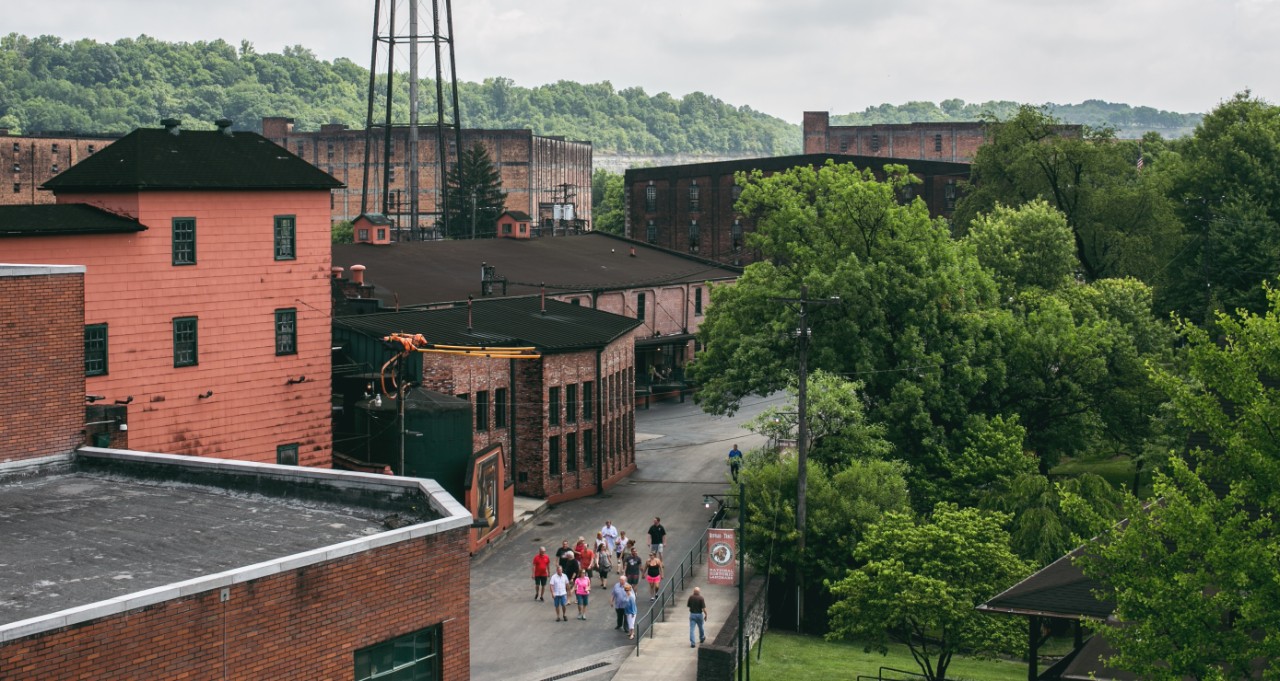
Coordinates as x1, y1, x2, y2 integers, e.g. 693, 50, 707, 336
623, 152, 972, 183
500, 210, 533, 221
978, 544, 1114, 620
42, 126, 343, 192
0, 204, 146, 237
332, 232, 741, 306
336, 296, 641, 352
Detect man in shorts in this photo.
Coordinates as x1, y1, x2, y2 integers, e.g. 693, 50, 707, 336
647, 517, 667, 558
531, 546, 550, 601
548, 565, 570, 622
624, 547, 643, 588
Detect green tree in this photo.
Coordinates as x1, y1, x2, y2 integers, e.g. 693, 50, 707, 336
1077, 284, 1280, 679
827, 503, 1031, 681
590, 168, 625, 235
1162, 92, 1280, 323
331, 219, 353, 244
739, 451, 911, 593
443, 143, 505, 239
746, 370, 893, 466
965, 200, 1076, 296
954, 106, 1185, 285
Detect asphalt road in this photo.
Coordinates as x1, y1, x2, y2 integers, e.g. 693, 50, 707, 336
468, 394, 777, 681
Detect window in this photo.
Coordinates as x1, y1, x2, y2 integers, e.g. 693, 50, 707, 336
387, 165, 396, 183
296, 142, 304, 155
173, 316, 198, 367
688, 220, 700, 252
695, 287, 703, 316
476, 390, 489, 431
549, 435, 561, 475
900, 185, 915, 203
870, 134, 881, 152
51, 164, 58, 173
571, 298, 581, 305
688, 182, 700, 212
549, 386, 560, 425
354, 625, 440, 681
327, 143, 334, 159
11, 183, 18, 193
273, 309, 297, 355
934, 133, 944, 152
566, 432, 577, 472
377, 228, 387, 241
582, 430, 593, 468
582, 381, 593, 420
11, 163, 18, 172
646, 220, 657, 244
839, 138, 849, 152
88, 144, 95, 155
566, 384, 577, 424
636, 293, 646, 321
731, 219, 743, 252
731, 185, 743, 203
10, 143, 17, 153
644, 183, 657, 212
85, 324, 108, 376
358, 228, 370, 241
494, 388, 508, 428
274, 215, 296, 260
276, 444, 299, 466
944, 181, 957, 211
51, 144, 59, 155
172, 217, 196, 265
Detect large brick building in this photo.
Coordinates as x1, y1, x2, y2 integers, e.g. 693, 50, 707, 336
802, 111, 990, 162
262, 117, 593, 235
623, 153, 971, 267
334, 298, 640, 503
0, 129, 120, 207
0, 119, 341, 466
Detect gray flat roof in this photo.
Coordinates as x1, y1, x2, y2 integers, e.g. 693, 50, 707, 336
1, 448, 470, 642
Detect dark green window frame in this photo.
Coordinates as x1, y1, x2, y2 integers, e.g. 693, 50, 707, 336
549, 435, 561, 475
354, 625, 441, 681
85, 323, 108, 376
566, 431, 577, 472
494, 387, 508, 428
636, 292, 646, 321
565, 384, 577, 424
172, 217, 196, 265
695, 287, 703, 316
276, 443, 299, 466
476, 390, 489, 431
582, 381, 593, 420
275, 308, 297, 356
173, 316, 198, 367
583, 430, 593, 468
274, 215, 296, 260
549, 386, 560, 426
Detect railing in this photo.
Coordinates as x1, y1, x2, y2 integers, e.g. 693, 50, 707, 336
855, 666, 929, 681
632, 527, 710, 656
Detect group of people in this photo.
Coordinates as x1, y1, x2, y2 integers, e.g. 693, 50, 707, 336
531, 518, 671, 636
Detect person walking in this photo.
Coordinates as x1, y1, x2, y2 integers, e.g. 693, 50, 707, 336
624, 583, 638, 639
601, 520, 619, 556
616, 531, 630, 562
687, 587, 708, 647
728, 443, 743, 482
555, 539, 572, 561
647, 517, 667, 558
578, 542, 595, 585
644, 552, 664, 601
531, 546, 551, 601
610, 575, 629, 632
595, 540, 613, 589
574, 571, 592, 620
560, 549, 581, 582
624, 546, 643, 589
548, 565, 570, 622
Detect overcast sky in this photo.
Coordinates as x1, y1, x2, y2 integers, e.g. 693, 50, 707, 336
10, 0, 1279, 123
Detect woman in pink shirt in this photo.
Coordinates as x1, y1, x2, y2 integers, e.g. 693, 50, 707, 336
574, 572, 592, 620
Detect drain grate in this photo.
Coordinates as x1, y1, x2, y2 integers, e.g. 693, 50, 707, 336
539, 661, 610, 681
536, 520, 555, 526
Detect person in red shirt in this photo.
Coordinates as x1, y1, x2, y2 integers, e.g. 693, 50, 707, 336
532, 546, 551, 601
578, 543, 596, 584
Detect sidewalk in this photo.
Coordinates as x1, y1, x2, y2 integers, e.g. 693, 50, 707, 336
611, 567, 738, 680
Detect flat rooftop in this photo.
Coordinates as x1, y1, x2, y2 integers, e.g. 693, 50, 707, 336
1, 449, 470, 640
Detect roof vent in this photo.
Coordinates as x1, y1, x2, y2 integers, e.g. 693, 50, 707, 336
161, 118, 181, 135
215, 118, 234, 136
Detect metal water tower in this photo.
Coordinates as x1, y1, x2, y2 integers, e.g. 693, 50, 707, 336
362, 0, 464, 239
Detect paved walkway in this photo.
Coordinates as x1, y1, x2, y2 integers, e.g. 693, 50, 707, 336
468, 395, 775, 681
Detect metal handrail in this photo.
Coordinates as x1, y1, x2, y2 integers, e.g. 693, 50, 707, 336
632, 527, 710, 656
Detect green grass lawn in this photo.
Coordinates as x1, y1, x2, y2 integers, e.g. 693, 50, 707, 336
749, 630, 1028, 681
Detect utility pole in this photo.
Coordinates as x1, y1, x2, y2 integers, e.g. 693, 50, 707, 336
471, 189, 478, 239
771, 284, 838, 630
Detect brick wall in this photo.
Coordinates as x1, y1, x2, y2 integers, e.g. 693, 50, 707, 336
0, 133, 120, 207
0, 526, 471, 680
0, 267, 86, 463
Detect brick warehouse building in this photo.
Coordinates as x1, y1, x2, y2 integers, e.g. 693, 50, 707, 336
0, 129, 121, 207
0, 119, 341, 466
802, 111, 1083, 163
0, 264, 473, 681
624, 153, 972, 266
332, 232, 742, 400
262, 117, 593, 235
333, 297, 640, 503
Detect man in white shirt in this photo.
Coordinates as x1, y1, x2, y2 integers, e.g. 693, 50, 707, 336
601, 520, 620, 556
549, 565, 571, 622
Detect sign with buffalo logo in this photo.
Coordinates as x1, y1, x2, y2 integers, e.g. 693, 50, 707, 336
707, 528, 737, 585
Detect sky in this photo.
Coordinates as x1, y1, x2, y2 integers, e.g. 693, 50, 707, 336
9, 0, 1280, 123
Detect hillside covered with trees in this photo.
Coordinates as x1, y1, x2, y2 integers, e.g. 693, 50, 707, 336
3, 33, 1205, 156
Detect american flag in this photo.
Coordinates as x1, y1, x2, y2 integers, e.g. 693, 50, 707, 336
1136, 154, 1144, 172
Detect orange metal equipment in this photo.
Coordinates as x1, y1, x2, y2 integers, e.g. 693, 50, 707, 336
378, 332, 540, 396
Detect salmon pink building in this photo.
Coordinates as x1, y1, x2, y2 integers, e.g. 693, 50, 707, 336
0, 118, 342, 466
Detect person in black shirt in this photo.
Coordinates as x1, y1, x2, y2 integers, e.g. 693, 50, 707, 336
624, 547, 643, 588
687, 587, 708, 647
559, 549, 581, 581
647, 517, 667, 558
